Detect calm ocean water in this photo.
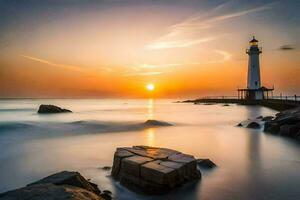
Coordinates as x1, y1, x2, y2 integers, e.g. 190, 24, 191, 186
0, 99, 300, 200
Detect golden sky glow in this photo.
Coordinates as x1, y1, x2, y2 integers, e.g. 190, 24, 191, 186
0, 0, 299, 98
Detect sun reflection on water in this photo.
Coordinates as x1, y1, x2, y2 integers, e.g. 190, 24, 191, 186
147, 98, 154, 120
145, 128, 156, 147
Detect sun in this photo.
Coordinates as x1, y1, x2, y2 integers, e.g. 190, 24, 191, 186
146, 83, 155, 91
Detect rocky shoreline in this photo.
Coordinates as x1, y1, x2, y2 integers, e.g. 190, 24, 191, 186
264, 106, 300, 140
0, 171, 112, 200
237, 106, 300, 141
0, 146, 215, 199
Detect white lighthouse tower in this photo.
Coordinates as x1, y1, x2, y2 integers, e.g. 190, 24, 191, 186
246, 36, 263, 99
238, 36, 273, 100
247, 36, 261, 90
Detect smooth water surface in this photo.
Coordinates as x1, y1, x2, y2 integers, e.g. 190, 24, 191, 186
0, 99, 300, 200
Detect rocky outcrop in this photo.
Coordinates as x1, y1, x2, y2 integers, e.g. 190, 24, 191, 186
197, 159, 217, 168
237, 123, 243, 127
0, 184, 103, 200
143, 120, 173, 127
27, 171, 100, 195
237, 120, 262, 129
261, 116, 274, 121
246, 121, 261, 129
264, 107, 300, 140
0, 171, 112, 200
100, 166, 112, 171
111, 146, 201, 194
38, 104, 72, 114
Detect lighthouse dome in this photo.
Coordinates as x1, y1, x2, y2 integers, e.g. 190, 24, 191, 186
250, 36, 258, 46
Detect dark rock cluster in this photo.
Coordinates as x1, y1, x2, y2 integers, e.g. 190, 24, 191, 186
246, 121, 261, 129
197, 159, 217, 168
0, 171, 112, 200
237, 120, 262, 129
38, 104, 72, 114
111, 146, 201, 194
264, 107, 300, 140
237, 115, 274, 129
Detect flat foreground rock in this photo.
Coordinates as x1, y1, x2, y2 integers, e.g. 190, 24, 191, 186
0, 171, 111, 200
111, 146, 201, 194
0, 184, 103, 200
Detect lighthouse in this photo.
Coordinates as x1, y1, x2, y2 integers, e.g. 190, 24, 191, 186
247, 36, 261, 90
237, 36, 273, 100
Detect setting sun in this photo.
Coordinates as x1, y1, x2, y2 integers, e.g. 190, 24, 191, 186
146, 84, 155, 91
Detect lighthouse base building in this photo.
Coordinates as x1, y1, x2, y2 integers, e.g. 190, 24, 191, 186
237, 37, 273, 100
238, 87, 274, 100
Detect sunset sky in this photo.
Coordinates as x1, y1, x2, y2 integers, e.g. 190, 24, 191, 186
0, 0, 299, 98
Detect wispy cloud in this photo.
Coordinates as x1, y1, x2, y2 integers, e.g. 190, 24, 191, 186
20, 55, 112, 75
214, 50, 232, 62
124, 62, 181, 76
146, 37, 215, 49
133, 63, 181, 70
208, 3, 274, 23
146, 2, 275, 50
20, 55, 88, 73
124, 71, 164, 76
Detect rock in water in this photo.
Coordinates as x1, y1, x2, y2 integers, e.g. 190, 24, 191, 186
28, 171, 101, 195
0, 184, 103, 200
100, 166, 112, 171
264, 106, 300, 140
237, 123, 243, 127
111, 146, 201, 194
143, 120, 173, 126
261, 116, 274, 121
0, 171, 109, 200
246, 121, 261, 129
38, 104, 72, 114
197, 159, 217, 168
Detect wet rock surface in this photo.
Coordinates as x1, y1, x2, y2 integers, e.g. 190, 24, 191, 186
28, 171, 101, 195
264, 107, 300, 140
143, 120, 173, 127
38, 104, 72, 114
246, 121, 261, 129
0, 171, 111, 200
261, 116, 274, 121
237, 120, 262, 129
197, 159, 217, 168
0, 184, 103, 200
100, 166, 112, 171
111, 146, 201, 194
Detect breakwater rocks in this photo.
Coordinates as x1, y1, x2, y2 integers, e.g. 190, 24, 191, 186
38, 104, 72, 114
0, 171, 112, 200
264, 107, 300, 140
111, 146, 201, 194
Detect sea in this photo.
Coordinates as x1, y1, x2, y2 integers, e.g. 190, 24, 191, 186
0, 99, 300, 200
